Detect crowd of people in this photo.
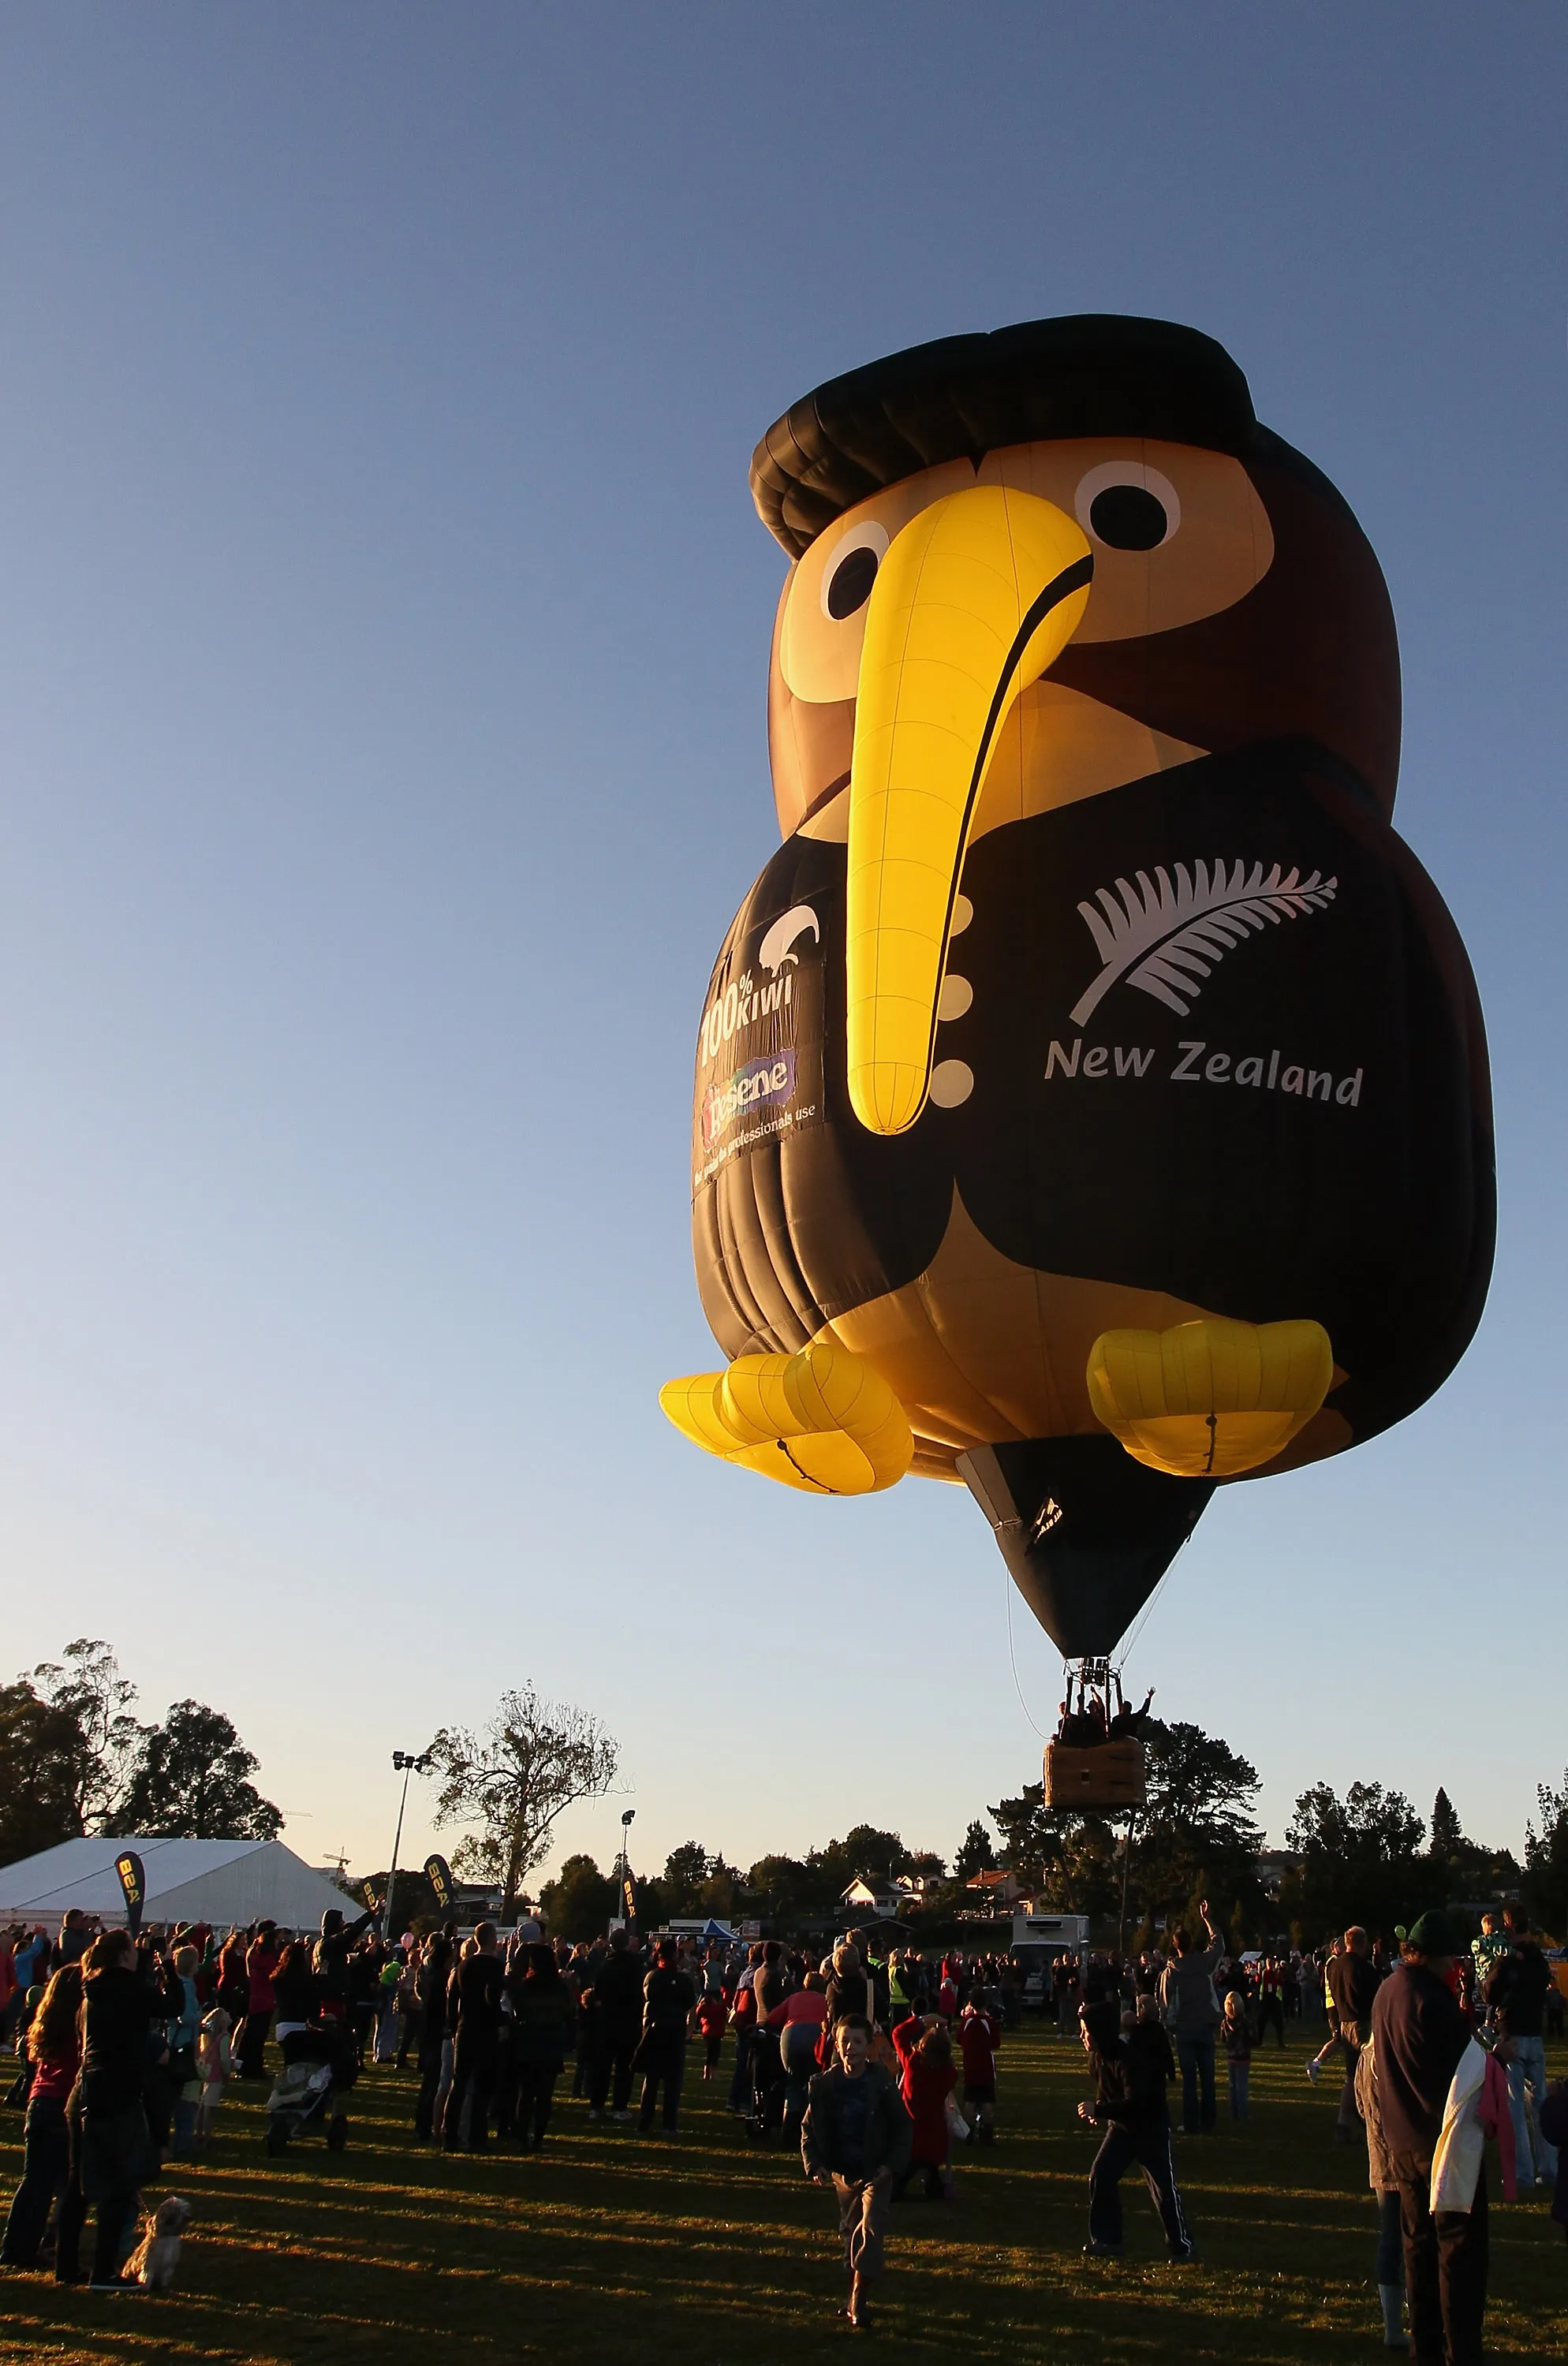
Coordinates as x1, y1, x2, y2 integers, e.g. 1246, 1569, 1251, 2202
0, 1894, 1562, 2351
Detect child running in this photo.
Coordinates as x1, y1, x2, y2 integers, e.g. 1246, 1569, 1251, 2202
801, 2015, 913, 2331
890, 2012, 958, 2200
1077, 1998, 1195, 2261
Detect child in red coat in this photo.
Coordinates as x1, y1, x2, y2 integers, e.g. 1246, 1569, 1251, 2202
891, 2013, 958, 2199
696, 1988, 726, 2078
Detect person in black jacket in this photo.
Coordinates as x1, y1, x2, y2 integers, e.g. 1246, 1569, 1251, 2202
1319, 1927, 1381, 2143
588, 1930, 645, 2121
443, 1925, 504, 2153
53, 1931, 166, 2289
636, 1939, 696, 2136
413, 1932, 454, 2141
1369, 1912, 1484, 2366
1077, 1999, 1193, 2262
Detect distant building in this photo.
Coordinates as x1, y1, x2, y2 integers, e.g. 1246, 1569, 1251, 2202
1256, 1853, 1300, 1903
838, 1873, 931, 1920
964, 1868, 1021, 1906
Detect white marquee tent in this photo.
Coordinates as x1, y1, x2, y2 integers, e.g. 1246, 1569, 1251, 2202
0, 1837, 354, 1933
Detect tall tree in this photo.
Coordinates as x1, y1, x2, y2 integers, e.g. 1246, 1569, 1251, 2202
987, 1783, 1062, 1893
746, 1853, 814, 1921
539, 1852, 618, 1942
116, 1701, 282, 1838
1525, 1769, 1568, 1939
1135, 1722, 1265, 1934
954, 1819, 998, 1879
0, 1681, 87, 1859
430, 1685, 618, 1914
1286, 1779, 1428, 1937
30, 1640, 141, 1833
1429, 1787, 1465, 1860
662, 1842, 711, 1911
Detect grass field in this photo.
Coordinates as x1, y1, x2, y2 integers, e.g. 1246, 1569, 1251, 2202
0, 2023, 1562, 2365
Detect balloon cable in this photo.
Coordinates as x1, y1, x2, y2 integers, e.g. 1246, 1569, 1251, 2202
1118, 1542, 1185, 1671
1003, 1568, 1050, 1741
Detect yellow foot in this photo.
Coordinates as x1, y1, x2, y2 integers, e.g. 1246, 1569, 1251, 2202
1087, 1316, 1333, 1478
659, 1342, 913, 1496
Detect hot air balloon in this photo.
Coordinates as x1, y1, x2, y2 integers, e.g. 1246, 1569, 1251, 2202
661, 316, 1494, 1800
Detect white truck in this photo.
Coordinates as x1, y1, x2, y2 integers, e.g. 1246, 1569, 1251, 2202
1010, 1913, 1092, 2010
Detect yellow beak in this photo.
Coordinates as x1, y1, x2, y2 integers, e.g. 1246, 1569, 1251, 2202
846, 485, 1092, 1135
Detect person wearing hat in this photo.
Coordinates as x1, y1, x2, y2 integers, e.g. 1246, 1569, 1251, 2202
1369, 1911, 1487, 2366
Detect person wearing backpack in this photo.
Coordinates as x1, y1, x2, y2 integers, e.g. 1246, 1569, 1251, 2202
1156, 1901, 1223, 2134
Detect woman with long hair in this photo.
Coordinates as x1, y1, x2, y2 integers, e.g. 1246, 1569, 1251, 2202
214, 1931, 249, 2027
53, 1929, 166, 2288
0, 1964, 82, 2269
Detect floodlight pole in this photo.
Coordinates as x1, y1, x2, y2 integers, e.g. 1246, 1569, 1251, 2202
1118, 1813, 1137, 1961
618, 1808, 635, 1925
386, 1749, 433, 1945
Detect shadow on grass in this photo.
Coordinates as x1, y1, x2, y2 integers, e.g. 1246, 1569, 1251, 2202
0, 2032, 1562, 2365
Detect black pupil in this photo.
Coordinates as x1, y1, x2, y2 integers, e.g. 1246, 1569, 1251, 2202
1088, 484, 1168, 551
826, 543, 879, 618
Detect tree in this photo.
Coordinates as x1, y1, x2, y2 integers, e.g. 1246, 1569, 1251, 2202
0, 1680, 87, 1860
988, 1783, 1063, 1893
1429, 1787, 1465, 1860
1525, 1769, 1568, 1939
31, 1640, 142, 1832
539, 1853, 618, 1942
837, 1826, 913, 1883
1286, 1780, 1428, 1938
430, 1685, 619, 1915
117, 1700, 282, 1838
662, 1842, 711, 1914
954, 1819, 998, 1879
1135, 1722, 1265, 1935
746, 1853, 814, 1921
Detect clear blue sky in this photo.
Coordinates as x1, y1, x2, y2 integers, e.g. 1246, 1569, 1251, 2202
1, 8, 1563, 1890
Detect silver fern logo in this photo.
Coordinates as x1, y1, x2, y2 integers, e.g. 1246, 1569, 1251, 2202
1070, 860, 1338, 1026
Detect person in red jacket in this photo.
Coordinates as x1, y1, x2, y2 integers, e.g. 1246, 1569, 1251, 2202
890, 2013, 958, 2200
239, 1921, 283, 2081
695, 1987, 726, 2079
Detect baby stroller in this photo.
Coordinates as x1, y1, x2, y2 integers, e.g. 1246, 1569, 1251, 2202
265, 2021, 356, 2155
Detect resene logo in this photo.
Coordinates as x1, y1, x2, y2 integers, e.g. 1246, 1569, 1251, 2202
702, 1049, 797, 1149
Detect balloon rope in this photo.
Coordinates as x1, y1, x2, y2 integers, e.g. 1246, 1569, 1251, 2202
1118, 1549, 1182, 1671
1003, 1568, 1050, 1741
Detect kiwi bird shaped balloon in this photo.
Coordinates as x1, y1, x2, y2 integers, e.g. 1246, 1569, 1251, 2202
662, 319, 1494, 1656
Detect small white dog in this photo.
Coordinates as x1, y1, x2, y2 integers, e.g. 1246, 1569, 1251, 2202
125, 2193, 192, 2291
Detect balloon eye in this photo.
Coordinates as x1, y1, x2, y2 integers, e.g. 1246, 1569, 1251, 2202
825, 543, 879, 619
1088, 484, 1170, 550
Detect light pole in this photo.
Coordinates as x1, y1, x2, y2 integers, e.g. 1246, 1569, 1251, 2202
386, 1749, 434, 1943
618, 1808, 635, 1927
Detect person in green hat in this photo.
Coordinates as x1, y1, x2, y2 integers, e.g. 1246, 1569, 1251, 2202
1370, 1912, 1486, 2366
